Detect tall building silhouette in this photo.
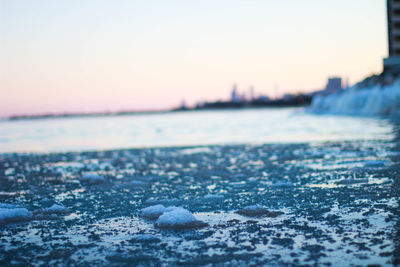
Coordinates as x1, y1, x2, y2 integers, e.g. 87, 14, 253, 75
384, 0, 400, 72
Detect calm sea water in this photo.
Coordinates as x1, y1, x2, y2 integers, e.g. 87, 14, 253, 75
0, 107, 394, 153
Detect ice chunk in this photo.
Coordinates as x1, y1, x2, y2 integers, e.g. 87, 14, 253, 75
80, 173, 105, 184
235, 205, 282, 217
41, 204, 70, 215
0, 207, 32, 223
0, 203, 19, 209
33, 204, 70, 220
309, 77, 400, 116
155, 208, 207, 229
141, 205, 178, 220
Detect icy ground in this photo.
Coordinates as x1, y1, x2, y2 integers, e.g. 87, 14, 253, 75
0, 141, 399, 266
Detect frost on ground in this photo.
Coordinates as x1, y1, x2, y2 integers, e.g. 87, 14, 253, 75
0, 141, 399, 266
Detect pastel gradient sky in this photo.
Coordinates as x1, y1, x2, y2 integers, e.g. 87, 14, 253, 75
0, 0, 387, 117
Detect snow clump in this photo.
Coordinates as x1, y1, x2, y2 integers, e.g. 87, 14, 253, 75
141, 205, 178, 220
155, 207, 207, 229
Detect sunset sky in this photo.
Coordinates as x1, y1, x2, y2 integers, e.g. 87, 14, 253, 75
0, 0, 387, 117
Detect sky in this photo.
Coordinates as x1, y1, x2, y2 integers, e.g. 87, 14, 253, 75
0, 0, 387, 117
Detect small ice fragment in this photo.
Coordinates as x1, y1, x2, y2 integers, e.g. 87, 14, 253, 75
336, 179, 368, 185
155, 208, 207, 229
248, 177, 258, 183
180, 147, 212, 155
272, 181, 293, 187
132, 234, 161, 243
33, 204, 70, 218
40, 197, 52, 206
0, 203, 19, 209
0, 207, 32, 223
203, 194, 224, 202
131, 180, 148, 186
43, 204, 69, 214
141, 205, 178, 220
143, 198, 181, 206
235, 205, 282, 217
269, 155, 278, 161
364, 160, 386, 168
80, 173, 105, 184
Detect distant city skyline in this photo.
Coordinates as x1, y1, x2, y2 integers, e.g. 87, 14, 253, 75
0, 0, 387, 117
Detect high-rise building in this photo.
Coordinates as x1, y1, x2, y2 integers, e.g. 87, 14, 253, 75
325, 77, 343, 94
231, 84, 239, 102
384, 0, 400, 72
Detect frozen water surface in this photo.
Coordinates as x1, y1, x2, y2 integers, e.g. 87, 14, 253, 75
0, 140, 399, 266
0, 109, 399, 265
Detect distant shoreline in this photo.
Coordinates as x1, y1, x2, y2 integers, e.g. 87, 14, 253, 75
6, 110, 171, 121
6, 102, 311, 122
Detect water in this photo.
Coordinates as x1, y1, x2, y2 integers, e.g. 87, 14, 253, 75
0, 108, 394, 153
0, 107, 399, 266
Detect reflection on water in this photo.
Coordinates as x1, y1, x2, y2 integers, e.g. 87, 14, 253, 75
0, 108, 394, 153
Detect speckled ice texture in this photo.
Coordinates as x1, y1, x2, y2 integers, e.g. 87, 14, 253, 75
0, 141, 399, 266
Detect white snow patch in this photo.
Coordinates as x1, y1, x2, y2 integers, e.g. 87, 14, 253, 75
155, 208, 207, 229
141, 205, 178, 220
